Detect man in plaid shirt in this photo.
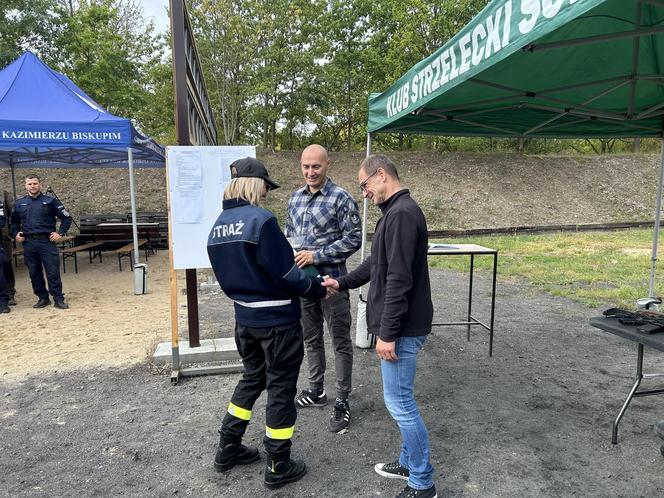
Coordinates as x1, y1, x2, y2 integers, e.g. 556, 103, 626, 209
285, 144, 361, 433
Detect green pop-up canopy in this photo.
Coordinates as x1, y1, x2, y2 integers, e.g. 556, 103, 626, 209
363, 0, 664, 302
369, 0, 664, 138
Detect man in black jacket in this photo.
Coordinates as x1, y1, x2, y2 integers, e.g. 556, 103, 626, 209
323, 154, 436, 498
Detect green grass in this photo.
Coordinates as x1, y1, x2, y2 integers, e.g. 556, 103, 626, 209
429, 228, 663, 309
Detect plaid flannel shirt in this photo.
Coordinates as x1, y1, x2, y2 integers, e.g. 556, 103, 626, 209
285, 178, 362, 278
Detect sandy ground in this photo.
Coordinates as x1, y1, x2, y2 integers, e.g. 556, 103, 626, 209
1, 249, 178, 381
2, 253, 664, 497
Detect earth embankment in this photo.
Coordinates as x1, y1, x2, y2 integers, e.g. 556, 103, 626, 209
1, 151, 658, 231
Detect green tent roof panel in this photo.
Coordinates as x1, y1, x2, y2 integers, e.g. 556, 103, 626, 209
368, 0, 664, 138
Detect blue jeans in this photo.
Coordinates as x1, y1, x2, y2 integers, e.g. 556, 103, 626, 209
381, 335, 434, 490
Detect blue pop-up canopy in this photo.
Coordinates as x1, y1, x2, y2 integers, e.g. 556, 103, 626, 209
0, 52, 165, 273
0, 51, 164, 168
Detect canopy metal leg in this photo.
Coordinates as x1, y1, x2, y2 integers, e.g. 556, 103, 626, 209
127, 147, 140, 266
355, 133, 373, 348
648, 139, 664, 297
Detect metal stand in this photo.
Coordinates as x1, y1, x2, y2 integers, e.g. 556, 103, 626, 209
612, 343, 664, 444
431, 246, 497, 356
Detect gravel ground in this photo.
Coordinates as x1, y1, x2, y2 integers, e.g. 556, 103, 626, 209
3, 265, 664, 497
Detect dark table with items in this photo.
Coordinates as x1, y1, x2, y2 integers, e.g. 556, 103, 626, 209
590, 313, 664, 444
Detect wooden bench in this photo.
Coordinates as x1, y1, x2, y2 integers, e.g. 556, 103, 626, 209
116, 239, 148, 271
12, 236, 74, 267
60, 241, 104, 273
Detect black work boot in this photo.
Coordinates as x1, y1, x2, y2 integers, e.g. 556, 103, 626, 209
0, 304, 9, 313
264, 450, 307, 489
213, 436, 259, 472
33, 296, 51, 308
8, 290, 16, 306
53, 298, 69, 310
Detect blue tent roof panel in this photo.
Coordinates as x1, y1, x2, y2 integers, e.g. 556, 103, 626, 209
0, 52, 164, 167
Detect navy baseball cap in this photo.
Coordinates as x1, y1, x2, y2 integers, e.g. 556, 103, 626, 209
230, 157, 280, 190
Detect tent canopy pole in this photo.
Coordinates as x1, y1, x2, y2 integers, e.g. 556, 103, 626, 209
354, 132, 374, 349
128, 147, 140, 266
648, 138, 664, 297
360, 133, 372, 261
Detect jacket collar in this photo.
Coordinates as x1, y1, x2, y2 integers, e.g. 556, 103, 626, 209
378, 188, 409, 214
25, 192, 44, 201
222, 198, 250, 210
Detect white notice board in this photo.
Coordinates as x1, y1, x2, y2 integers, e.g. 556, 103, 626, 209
167, 145, 256, 269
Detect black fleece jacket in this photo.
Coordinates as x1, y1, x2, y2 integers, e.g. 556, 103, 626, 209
337, 189, 433, 342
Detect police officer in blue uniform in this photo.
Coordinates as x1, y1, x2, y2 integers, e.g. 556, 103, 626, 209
207, 157, 326, 489
1, 188, 16, 305
10, 174, 71, 309
0, 197, 10, 313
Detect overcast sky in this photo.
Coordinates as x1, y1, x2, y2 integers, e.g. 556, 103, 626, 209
140, 0, 170, 34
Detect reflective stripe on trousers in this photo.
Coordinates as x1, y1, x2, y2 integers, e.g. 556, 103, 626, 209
227, 402, 252, 421
265, 425, 294, 440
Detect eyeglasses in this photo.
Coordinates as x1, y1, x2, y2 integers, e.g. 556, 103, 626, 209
359, 170, 378, 192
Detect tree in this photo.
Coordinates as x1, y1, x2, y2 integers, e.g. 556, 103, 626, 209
237, 0, 321, 151
52, 0, 164, 124
0, 0, 55, 67
134, 46, 175, 144
305, 0, 375, 150
189, 0, 256, 145
186, 0, 492, 150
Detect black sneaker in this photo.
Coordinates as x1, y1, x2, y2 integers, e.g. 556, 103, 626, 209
395, 484, 437, 498
329, 398, 350, 433
0, 305, 9, 313
374, 460, 409, 481
214, 443, 260, 472
295, 388, 327, 407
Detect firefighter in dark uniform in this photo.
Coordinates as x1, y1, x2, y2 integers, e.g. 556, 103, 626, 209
207, 157, 326, 489
10, 174, 72, 309
0, 197, 10, 313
